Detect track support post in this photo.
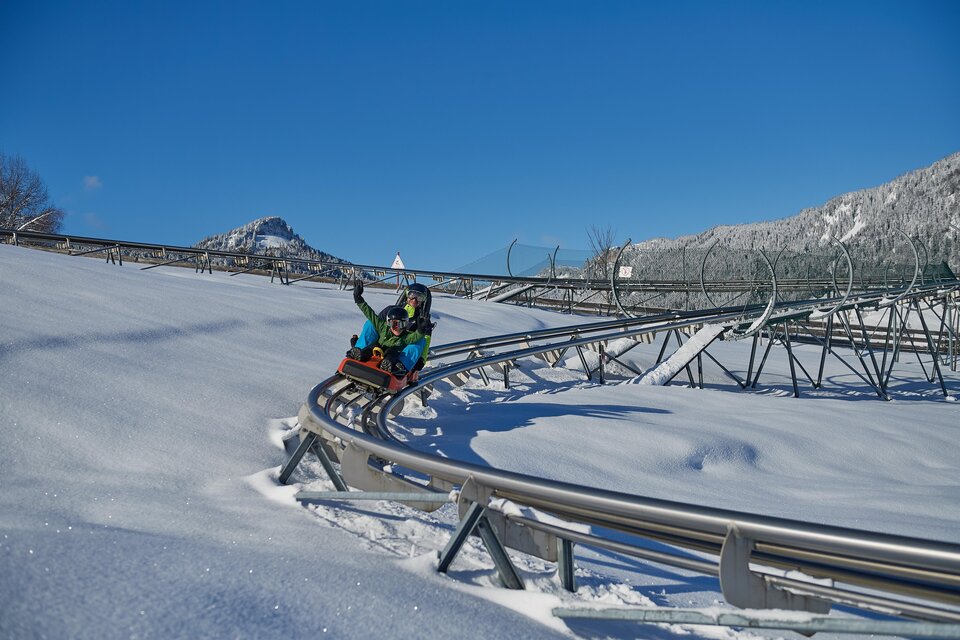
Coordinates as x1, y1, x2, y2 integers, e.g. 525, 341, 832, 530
438, 500, 524, 590
719, 526, 830, 614
558, 538, 576, 592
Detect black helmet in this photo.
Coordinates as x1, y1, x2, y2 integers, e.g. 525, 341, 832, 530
406, 283, 428, 303
386, 306, 407, 323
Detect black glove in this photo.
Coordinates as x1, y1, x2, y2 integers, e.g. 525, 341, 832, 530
379, 351, 407, 376
415, 313, 433, 334
353, 280, 364, 303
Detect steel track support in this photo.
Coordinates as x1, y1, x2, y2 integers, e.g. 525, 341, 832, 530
784, 322, 817, 391
751, 325, 779, 388
195, 252, 212, 274
228, 261, 269, 277
950, 294, 958, 371
270, 261, 289, 285
673, 329, 696, 387
838, 313, 888, 400
900, 303, 936, 381
879, 305, 895, 386
700, 348, 746, 389
466, 350, 490, 386
557, 538, 576, 592
475, 516, 524, 589
654, 329, 675, 365
934, 298, 949, 366
312, 438, 348, 492
816, 314, 833, 388
913, 298, 949, 396
684, 360, 697, 388
719, 527, 830, 613
746, 333, 760, 388
602, 352, 644, 376
659, 329, 702, 388
141, 255, 196, 271
575, 345, 592, 381
797, 321, 884, 395
279, 431, 317, 485
438, 501, 524, 590
697, 352, 704, 389
781, 323, 800, 398
883, 304, 908, 390
854, 307, 885, 389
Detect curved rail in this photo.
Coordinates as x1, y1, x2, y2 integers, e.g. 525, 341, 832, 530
285, 276, 960, 628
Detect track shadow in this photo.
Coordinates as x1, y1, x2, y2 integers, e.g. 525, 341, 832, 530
412, 401, 670, 467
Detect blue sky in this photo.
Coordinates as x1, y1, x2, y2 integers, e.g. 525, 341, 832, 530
2, 1, 958, 271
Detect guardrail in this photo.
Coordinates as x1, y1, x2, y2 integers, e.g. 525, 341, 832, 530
7, 228, 956, 321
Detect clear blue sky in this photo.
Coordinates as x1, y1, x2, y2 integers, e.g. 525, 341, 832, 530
2, 1, 958, 271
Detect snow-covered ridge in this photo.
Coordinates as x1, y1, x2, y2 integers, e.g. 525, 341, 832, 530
631, 151, 960, 266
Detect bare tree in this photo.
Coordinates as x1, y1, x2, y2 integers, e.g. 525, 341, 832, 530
586, 224, 617, 281
0, 153, 65, 233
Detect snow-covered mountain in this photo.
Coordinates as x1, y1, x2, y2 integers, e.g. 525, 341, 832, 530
194, 216, 351, 268
636, 152, 960, 266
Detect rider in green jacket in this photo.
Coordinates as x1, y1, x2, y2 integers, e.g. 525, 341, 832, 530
348, 280, 429, 375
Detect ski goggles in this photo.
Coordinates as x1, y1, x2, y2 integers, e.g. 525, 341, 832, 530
406, 290, 426, 303
389, 318, 405, 329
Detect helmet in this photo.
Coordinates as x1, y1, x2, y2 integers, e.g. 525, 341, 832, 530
386, 306, 408, 324
406, 283, 428, 303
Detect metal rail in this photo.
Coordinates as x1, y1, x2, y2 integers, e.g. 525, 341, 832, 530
6, 228, 954, 320
277, 276, 960, 635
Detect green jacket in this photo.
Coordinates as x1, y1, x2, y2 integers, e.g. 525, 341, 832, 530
357, 298, 427, 350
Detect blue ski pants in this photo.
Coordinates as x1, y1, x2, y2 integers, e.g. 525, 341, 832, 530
354, 320, 425, 371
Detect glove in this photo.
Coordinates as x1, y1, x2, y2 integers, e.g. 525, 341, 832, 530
415, 313, 433, 334
379, 351, 407, 376
353, 280, 364, 303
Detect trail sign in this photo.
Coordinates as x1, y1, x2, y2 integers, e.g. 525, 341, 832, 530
391, 252, 405, 269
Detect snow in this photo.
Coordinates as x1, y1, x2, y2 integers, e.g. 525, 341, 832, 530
634, 324, 726, 385
2, 243, 959, 639
839, 215, 866, 243
253, 233, 290, 250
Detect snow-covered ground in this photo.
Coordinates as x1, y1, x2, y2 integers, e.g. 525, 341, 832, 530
2, 243, 958, 639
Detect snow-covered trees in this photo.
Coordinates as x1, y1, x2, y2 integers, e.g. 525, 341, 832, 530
0, 153, 64, 233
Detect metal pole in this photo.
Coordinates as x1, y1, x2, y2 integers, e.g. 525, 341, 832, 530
913, 298, 949, 396
558, 539, 576, 592
746, 333, 759, 387
782, 323, 800, 397
816, 314, 833, 388
438, 502, 485, 573
278, 431, 317, 485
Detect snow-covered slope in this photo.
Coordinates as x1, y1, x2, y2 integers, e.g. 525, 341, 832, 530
2, 243, 958, 639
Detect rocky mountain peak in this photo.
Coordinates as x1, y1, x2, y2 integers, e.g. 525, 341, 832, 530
194, 216, 350, 267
